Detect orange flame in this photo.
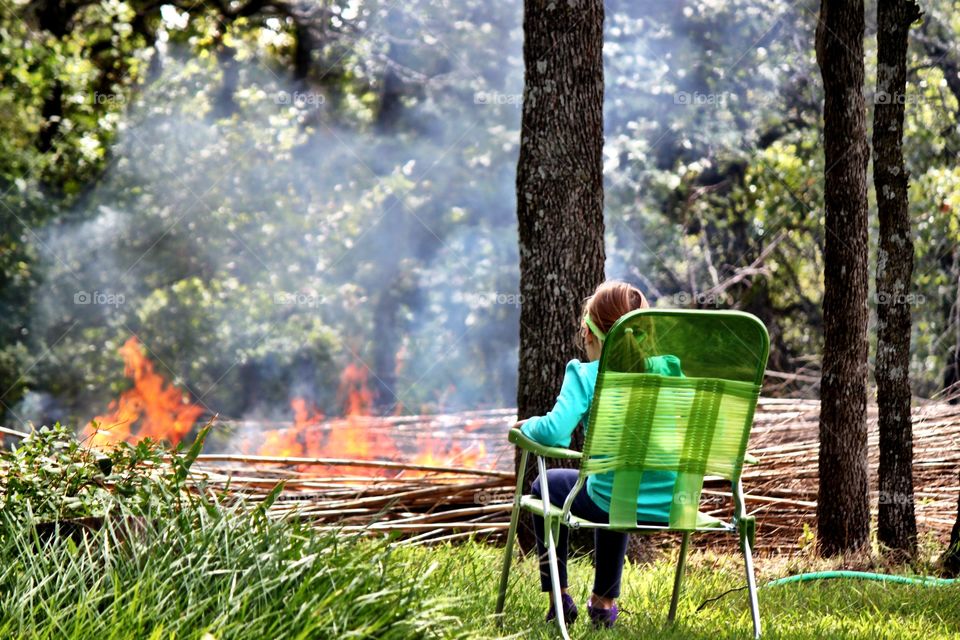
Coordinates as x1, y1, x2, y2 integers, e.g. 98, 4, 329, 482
251, 364, 399, 474
84, 337, 204, 449
253, 364, 487, 475
89, 336, 491, 474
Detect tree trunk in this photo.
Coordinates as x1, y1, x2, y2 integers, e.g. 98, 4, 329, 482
873, 0, 922, 558
918, 16, 960, 111
37, 80, 63, 153
943, 470, 960, 577
943, 263, 960, 403
814, 0, 871, 556
213, 42, 239, 119
515, 0, 606, 550
370, 270, 419, 412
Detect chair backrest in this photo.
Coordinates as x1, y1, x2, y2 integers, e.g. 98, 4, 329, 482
580, 309, 769, 530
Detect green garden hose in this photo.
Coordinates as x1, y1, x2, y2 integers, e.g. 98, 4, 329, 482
763, 571, 958, 588
697, 571, 958, 611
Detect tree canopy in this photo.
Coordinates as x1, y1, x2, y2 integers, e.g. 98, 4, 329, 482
1, 0, 959, 432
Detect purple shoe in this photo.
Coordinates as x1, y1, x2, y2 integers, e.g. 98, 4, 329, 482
587, 603, 618, 629
546, 593, 578, 624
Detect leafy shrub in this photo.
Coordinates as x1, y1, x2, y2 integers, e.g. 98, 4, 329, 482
0, 422, 185, 525
0, 425, 466, 639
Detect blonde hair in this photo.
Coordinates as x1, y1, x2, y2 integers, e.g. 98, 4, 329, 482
578, 280, 649, 351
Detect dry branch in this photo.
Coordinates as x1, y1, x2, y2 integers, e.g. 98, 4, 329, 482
180, 398, 960, 554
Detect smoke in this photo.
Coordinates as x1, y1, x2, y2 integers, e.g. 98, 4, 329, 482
14, 1, 527, 434
10, 0, 809, 435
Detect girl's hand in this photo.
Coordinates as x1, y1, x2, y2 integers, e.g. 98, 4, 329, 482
512, 418, 528, 429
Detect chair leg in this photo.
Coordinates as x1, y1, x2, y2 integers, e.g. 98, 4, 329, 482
497, 509, 520, 624
545, 519, 571, 640
494, 503, 520, 622
495, 450, 528, 624
667, 531, 690, 622
741, 532, 762, 639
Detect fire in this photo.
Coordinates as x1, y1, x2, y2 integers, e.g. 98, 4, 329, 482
251, 364, 400, 474
88, 335, 493, 474
84, 337, 204, 449
253, 364, 489, 476
337, 363, 373, 416
407, 436, 488, 472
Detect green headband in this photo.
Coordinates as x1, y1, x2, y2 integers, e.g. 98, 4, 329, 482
583, 312, 606, 342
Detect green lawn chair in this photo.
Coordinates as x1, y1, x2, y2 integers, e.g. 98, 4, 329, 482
494, 309, 769, 639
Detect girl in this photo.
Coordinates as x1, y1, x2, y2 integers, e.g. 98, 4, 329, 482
519, 280, 681, 629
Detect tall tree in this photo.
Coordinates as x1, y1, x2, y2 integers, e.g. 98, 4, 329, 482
943, 470, 960, 577
918, 14, 960, 403
814, 0, 871, 555
873, 0, 923, 557
515, 0, 606, 546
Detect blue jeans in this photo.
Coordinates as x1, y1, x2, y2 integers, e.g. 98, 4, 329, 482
530, 468, 628, 598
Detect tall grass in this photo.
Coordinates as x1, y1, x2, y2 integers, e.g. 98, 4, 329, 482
6, 514, 959, 639
0, 425, 467, 639
0, 496, 465, 640
4, 426, 959, 639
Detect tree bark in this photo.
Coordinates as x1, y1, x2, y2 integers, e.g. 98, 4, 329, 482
918, 16, 960, 115
942, 258, 960, 402
943, 470, 960, 577
515, 0, 606, 550
873, 0, 922, 558
814, 0, 871, 556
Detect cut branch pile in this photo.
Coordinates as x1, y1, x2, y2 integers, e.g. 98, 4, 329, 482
188, 408, 518, 547
733, 397, 960, 554
189, 456, 517, 546
186, 400, 960, 553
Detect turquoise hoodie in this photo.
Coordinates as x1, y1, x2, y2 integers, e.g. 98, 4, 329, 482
520, 355, 682, 524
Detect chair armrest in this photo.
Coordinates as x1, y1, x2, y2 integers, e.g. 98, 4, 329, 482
507, 428, 582, 460
744, 452, 759, 465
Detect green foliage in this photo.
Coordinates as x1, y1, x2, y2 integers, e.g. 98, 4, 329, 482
3, 0, 960, 430
0, 422, 172, 524
0, 425, 466, 639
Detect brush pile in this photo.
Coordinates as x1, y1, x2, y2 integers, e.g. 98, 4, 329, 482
189, 408, 518, 546
733, 397, 960, 554
187, 400, 960, 552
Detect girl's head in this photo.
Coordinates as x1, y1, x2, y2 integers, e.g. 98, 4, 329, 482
579, 280, 649, 361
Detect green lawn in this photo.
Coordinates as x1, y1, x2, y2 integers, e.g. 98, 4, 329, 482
393, 539, 960, 639
5, 427, 957, 638
3, 514, 959, 639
